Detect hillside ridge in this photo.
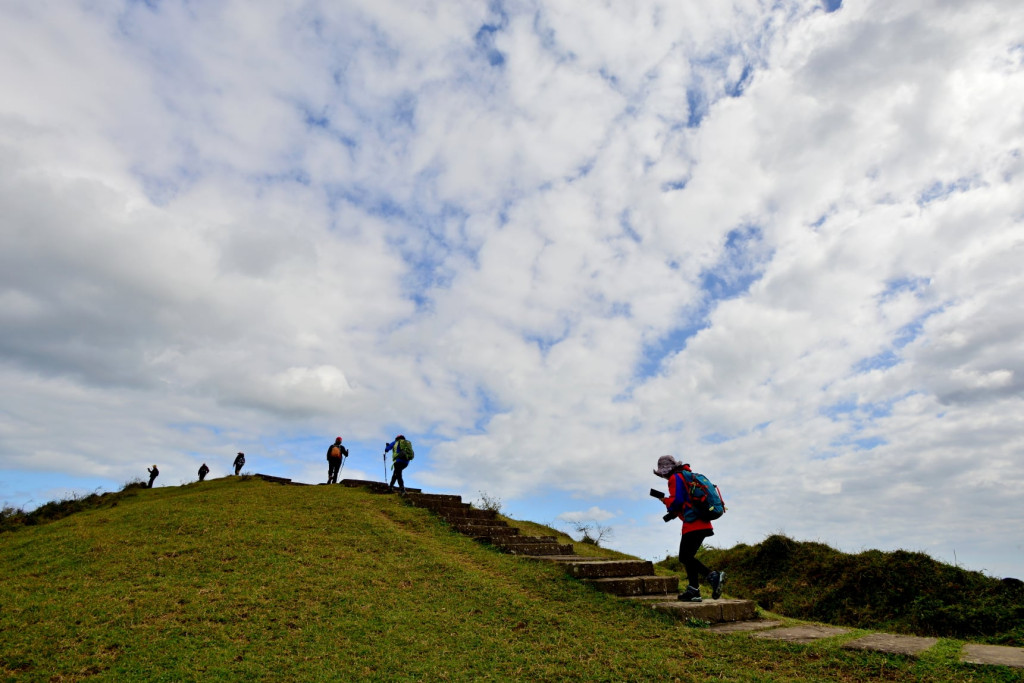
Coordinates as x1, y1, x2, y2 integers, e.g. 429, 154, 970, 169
2, 477, 1023, 679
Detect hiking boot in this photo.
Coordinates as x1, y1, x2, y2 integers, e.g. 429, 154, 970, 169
678, 586, 702, 602
709, 570, 726, 600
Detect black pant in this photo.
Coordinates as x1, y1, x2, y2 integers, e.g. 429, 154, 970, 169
389, 459, 408, 492
148, 475, 157, 488
327, 456, 341, 484
679, 529, 714, 588
234, 463, 243, 475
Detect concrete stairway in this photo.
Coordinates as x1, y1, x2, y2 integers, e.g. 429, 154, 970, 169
340, 480, 756, 624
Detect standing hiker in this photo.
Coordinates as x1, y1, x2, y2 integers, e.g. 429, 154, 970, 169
198, 463, 210, 482
653, 455, 725, 603
147, 464, 159, 488
233, 452, 245, 476
385, 434, 414, 494
326, 436, 349, 484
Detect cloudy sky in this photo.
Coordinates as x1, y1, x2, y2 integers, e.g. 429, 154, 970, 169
2, 0, 1022, 578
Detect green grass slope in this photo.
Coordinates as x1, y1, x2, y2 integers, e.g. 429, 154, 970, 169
1, 479, 1021, 682
669, 535, 1024, 646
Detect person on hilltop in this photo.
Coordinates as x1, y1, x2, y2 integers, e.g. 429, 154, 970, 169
198, 463, 210, 482
653, 455, 725, 603
147, 464, 160, 489
385, 434, 414, 494
233, 452, 245, 476
326, 436, 349, 484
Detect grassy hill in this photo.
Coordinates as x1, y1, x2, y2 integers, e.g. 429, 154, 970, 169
2, 478, 1022, 681
666, 535, 1024, 647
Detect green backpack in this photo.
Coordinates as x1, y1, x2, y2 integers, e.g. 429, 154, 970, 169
397, 438, 414, 461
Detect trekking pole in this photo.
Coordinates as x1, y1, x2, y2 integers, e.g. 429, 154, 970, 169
339, 453, 347, 477
382, 448, 387, 483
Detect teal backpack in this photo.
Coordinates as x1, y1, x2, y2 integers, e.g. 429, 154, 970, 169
681, 471, 726, 523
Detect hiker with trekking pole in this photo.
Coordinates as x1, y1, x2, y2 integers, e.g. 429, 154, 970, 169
384, 434, 414, 494
652, 455, 726, 603
326, 436, 348, 484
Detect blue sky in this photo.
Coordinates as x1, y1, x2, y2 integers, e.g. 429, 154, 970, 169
1, 0, 1023, 579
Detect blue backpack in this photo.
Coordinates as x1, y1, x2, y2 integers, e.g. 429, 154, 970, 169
681, 471, 726, 522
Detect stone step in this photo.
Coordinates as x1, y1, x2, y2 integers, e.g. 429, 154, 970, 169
559, 559, 655, 579
255, 474, 294, 485
960, 643, 1024, 669
842, 634, 939, 658
709, 619, 783, 633
495, 541, 575, 556
448, 519, 512, 533
492, 535, 556, 545
404, 492, 464, 505
413, 501, 473, 512
752, 624, 851, 643
458, 526, 521, 540
340, 479, 422, 494
447, 519, 511, 532
438, 508, 498, 521
584, 575, 679, 597
631, 597, 757, 623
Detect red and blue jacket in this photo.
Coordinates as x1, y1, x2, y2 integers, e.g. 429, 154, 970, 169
663, 470, 714, 535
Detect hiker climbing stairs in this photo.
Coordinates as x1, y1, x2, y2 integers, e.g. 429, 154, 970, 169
340, 479, 755, 625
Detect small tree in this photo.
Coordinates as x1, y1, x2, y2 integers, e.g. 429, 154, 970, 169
572, 522, 613, 547
475, 491, 502, 514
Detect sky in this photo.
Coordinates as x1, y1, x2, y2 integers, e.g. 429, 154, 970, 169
1, 0, 1022, 578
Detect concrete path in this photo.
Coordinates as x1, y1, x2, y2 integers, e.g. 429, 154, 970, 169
842, 634, 938, 657
710, 620, 783, 633
961, 644, 1024, 668
752, 625, 851, 643
722, 620, 1024, 670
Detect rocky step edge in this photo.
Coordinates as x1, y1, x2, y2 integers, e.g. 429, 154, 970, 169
340, 478, 422, 494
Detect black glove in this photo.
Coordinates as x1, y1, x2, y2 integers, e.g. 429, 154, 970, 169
649, 488, 665, 499
662, 512, 676, 522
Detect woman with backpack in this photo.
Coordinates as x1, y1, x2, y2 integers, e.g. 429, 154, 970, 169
654, 455, 725, 602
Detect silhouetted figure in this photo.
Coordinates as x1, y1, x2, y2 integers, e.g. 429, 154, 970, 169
147, 465, 160, 488
233, 452, 245, 475
385, 434, 414, 494
326, 437, 349, 484
198, 463, 209, 482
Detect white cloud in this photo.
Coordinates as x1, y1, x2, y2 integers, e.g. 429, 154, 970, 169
557, 506, 617, 523
1, 0, 1023, 578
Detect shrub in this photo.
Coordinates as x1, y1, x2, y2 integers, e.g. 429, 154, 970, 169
572, 522, 612, 547
660, 534, 1024, 646
475, 491, 502, 514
